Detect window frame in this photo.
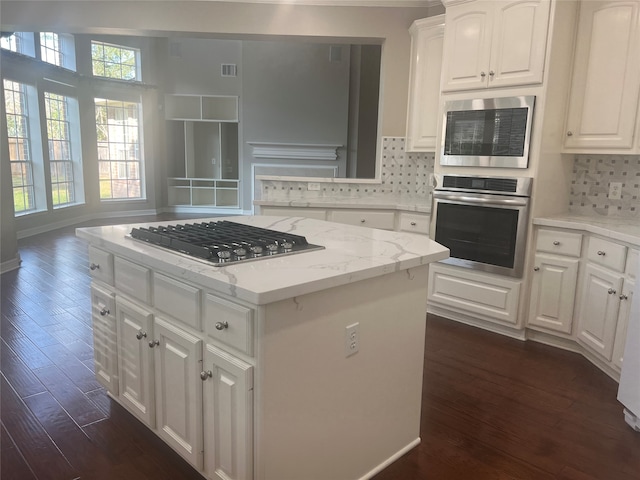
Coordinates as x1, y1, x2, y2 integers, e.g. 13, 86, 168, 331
91, 40, 141, 82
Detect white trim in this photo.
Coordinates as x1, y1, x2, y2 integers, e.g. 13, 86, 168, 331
357, 438, 421, 480
1, 255, 22, 274
248, 142, 342, 161
75, 0, 441, 6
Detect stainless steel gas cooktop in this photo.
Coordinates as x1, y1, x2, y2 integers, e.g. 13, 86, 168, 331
129, 220, 324, 266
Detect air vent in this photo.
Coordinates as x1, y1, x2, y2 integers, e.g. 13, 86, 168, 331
221, 64, 237, 77
442, 176, 518, 193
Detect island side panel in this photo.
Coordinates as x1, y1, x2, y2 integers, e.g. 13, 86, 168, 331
255, 265, 430, 480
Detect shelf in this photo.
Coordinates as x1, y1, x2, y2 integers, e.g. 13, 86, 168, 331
165, 94, 239, 122
167, 177, 240, 208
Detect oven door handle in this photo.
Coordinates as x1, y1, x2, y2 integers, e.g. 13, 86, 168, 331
433, 192, 529, 207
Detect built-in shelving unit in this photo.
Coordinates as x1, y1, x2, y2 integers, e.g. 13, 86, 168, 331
164, 94, 239, 122
167, 178, 240, 207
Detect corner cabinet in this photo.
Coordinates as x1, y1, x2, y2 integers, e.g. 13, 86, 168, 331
405, 15, 445, 152
563, 1, 640, 152
440, 0, 551, 92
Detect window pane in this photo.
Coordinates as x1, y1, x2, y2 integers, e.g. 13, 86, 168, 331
95, 98, 144, 200
91, 41, 140, 81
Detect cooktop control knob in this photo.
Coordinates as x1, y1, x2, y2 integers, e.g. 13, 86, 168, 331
266, 243, 279, 254
250, 245, 263, 255
281, 241, 293, 251
234, 248, 247, 258
217, 251, 231, 261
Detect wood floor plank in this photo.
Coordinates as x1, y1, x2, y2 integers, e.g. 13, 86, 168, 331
0, 339, 46, 399
1, 423, 37, 480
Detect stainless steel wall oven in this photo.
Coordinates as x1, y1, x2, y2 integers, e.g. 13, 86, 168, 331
430, 174, 532, 278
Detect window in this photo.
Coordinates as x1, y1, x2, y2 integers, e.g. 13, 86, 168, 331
38, 32, 76, 70
95, 98, 144, 200
91, 41, 140, 81
45, 92, 77, 207
3, 79, 36, 213
1, 32, 36, 57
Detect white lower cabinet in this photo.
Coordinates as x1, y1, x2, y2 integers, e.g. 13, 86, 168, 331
116, 296, 156, 427
152, 316, 204, 469
528, 253, 579, 334
91, 284, 118, 395
612, 279, 635, 370
203, 344, 253, 480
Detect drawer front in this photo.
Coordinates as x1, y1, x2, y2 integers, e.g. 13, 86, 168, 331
114, 257, 152, 304
535, 229, 582, 257
204, 294, 254, 355
626, 249, 639, 279
586, 237, 627, 272
154, 273, 201, 330
88, 246, 114, 285
260, 206, 327, 220
330, 210, 395, 230
399, 213, 430, 235
91, 283, 116, 317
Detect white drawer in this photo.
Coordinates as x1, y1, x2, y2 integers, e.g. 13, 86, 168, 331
154, 273, 201, 330
535, 229, 582, 257
626, 249, 639, 279
114, 257, 152, 304
260, 206, 327, 220
91, 283, 116, 318
586, 237, 627, 272
88, 246, 114, 285
330, 210, 395, 230
399, 213, 430, 235
204, 293, 254, 355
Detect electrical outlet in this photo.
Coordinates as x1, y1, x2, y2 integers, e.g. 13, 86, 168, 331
345, 322, 359, 357
308, 182, 321, 191
609, 182, 622, 200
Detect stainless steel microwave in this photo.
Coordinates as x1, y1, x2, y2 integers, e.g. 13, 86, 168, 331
440, 95, 535, 169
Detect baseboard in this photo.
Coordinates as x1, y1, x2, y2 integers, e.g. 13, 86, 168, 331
0, 254, 22, 274
427, 304, 527, 341
358, 437, 421, 480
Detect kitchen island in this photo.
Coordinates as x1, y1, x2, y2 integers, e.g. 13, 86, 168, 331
76, 216, 449, 480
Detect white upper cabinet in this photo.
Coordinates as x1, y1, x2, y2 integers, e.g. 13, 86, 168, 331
441, 0, 551, 92
563, 1, 640, 152
405, 15, 445, 152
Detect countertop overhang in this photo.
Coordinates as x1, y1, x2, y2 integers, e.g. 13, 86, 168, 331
533, 214, 640, 247
76, 216, 449, 305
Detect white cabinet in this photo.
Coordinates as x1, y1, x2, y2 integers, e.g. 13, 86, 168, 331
328, 209, 396, 230
528, 254, 579, 334
152, 316, 204, 469
405, 15, 444, 152
563, 1, 640, 152
91, 284, 118, 394
576, 263, 624, 361
612, 278, 635, 370
398, 212, 430, 235
165, 94, 239, 122
116, 296, 156, 427
203, 344, 253, 480
441, 0, 550, 91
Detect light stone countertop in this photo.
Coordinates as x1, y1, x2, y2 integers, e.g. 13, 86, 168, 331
254, 195, 431, 213
76, 216, 449, 305
533, 214, 640, 247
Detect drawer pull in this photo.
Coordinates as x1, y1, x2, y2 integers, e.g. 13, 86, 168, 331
89, 263, 100, 271
553, 241, 560, 246
200, 370, 213, 381
597, 250, 606, 256
410, 222, 417, 226
99, 307, 110, 316
215, 321, 229, 331
608, 288, 617, 295
620, 294, 628, 300
360, 219, 366, 223
148, 339, 160, 348
136, 330, 147, 340
533, 266, 540, 272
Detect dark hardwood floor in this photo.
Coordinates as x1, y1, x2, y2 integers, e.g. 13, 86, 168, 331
2, 215, 639, 480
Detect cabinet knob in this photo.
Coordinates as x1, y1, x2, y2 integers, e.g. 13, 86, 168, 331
489, 70, 495, 77
480, 71, 486, 78
136, 330, 147, 340
620, 294, 628, 300
215, 321, 229, 331
567, 131, 573, 137
608, 288, 617, 295
89, 263, 100, 271
553, 241, 560, 246
99, 307, 110, 316
533, 266, 540, 271
148, 339, 160, 348
597, 250, 606, 256
200, 370, 213, 381
360, 219, 366, 223
410, 222, 417, 226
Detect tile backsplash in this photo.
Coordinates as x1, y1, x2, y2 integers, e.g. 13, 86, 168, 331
259, 137, 435, 202
570, 154, 640, 218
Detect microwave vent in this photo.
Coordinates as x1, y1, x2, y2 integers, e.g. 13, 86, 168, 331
442, 176, 518, 193
221, 64, 237, 77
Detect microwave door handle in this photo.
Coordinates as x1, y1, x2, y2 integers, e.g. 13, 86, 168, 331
434, 192, 529, 207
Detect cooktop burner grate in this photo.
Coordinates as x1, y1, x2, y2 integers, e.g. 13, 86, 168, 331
129, 220, 324, 266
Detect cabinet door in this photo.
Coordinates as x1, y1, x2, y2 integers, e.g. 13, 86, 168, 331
612, 279, 635, 370
528, 254, 579, 334
489, 0, 550, 88
203, 344, 253, 480
441, 2, 493, 91
564, 1, 640, 151
116, 297, 155, 426
152, 316, 204, 469
91, 284, 118, 394
406, 16, 445, 151
577, 264, 624, 361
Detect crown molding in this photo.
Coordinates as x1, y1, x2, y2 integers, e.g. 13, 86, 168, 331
19, 0, 441, 6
